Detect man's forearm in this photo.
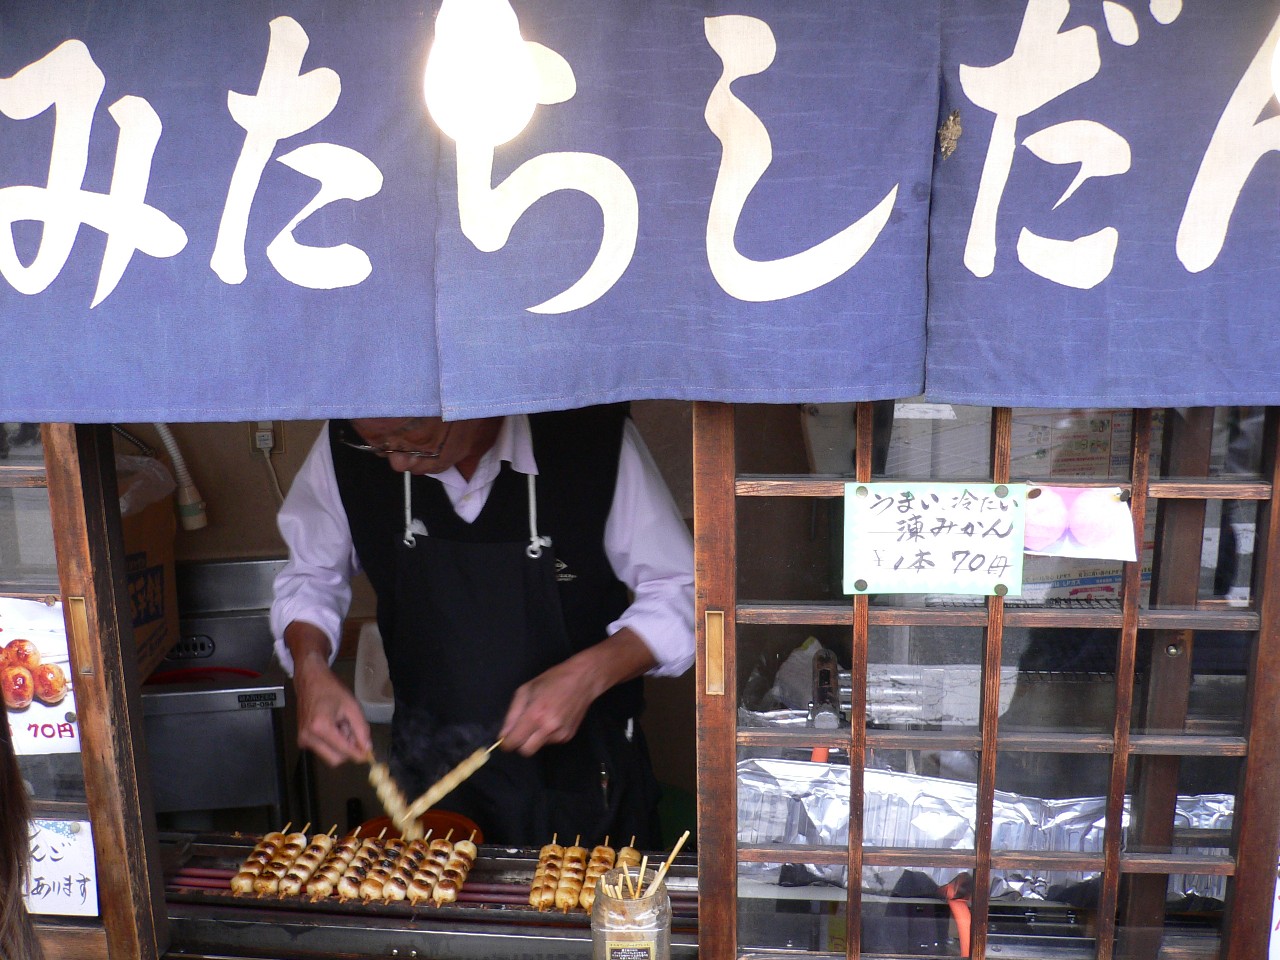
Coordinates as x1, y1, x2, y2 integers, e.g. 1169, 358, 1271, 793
283, 620, 372, 764
284, 620, 335, 678
499, 627, 659, 755
574, 627, 659, 701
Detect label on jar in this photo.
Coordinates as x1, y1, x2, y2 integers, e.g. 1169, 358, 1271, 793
605, 940, 656, 960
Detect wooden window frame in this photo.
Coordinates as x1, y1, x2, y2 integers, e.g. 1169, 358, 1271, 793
10, 424, 168, 960
692, 402, 1280, 960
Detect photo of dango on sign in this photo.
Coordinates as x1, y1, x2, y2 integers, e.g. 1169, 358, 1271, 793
1, 598, 79, 756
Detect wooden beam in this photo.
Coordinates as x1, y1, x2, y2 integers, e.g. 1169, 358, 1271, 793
1122, 409, 1215, 952
1095, 409, 1153, 960
967, 408, 1012, 960
1224, 408, 1280, 960
43, 424, 167, 960
692, 403, 737, 960
36, 922, 109, 960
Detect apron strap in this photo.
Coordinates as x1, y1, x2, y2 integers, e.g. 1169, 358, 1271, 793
526, 472, 553, 558
403, 470, 420, 547
403, 469, 551, 558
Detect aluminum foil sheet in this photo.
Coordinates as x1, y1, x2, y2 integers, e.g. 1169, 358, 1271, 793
737, 758, 1234, 901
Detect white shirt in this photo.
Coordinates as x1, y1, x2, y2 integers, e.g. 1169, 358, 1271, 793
271, 416, 695, 677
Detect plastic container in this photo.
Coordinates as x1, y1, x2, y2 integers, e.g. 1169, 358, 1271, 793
354, 621, 394, 723
591, 866, 671, 960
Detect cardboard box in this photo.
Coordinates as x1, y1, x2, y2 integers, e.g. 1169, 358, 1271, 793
120, 474, 179, 678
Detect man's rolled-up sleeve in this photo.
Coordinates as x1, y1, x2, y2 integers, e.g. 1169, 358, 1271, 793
604, 420, 695, 677
270, 429, 360, 676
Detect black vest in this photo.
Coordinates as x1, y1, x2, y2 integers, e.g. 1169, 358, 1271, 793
329, 405, 642, 721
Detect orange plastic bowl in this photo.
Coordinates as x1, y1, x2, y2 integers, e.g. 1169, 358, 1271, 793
357, 809, 483, 844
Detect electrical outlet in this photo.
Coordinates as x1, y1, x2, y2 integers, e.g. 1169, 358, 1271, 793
165, 635, 215, 660
249, 420, 285, 455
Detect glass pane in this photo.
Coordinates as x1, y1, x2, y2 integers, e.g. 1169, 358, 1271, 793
1130, 630, 1249, 736
736, 748, 986, 849
738, 862, 985, 956
1010, 408, 1136, 481
1202, 498, 1257, 605
792, 401, 1000, 479
737, 626, 992, 732
4, 581, 95, 916
738, 864, 849, 952
1115, 872, 1224, 957
0, 422, 44, 464
0, 487, 59, 588
988, 897, 1092, 955
1210, 406, 1265, 477
866, 757, 978, 852
867, 625, 989, 733
995, 752, 1114, 819
1125, 756, 1238, 852
860, 864, 971, 957
6, 597, 86, 803
883, 402, 992, 480
737, 744, 849, 851
736, 404, 822, 475
737, 497, 842, 602
738, 625, 847, 714
1002, 629, 1119, 734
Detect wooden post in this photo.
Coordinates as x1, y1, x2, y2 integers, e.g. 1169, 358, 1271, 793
43, 424, 166, 960
693, 402, 737, 960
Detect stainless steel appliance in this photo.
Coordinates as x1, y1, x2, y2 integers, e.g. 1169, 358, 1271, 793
141, 559, 290, 825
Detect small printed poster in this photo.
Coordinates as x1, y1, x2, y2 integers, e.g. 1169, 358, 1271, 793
844, 482, 1027, 596
24, 819, 98, 918
1022, 485, 1137, 562
1, 597, 79, 756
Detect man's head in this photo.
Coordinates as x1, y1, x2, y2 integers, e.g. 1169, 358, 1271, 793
345, 416, 502, 476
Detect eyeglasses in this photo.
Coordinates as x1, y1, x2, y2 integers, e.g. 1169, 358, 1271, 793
340, 421, 453, 459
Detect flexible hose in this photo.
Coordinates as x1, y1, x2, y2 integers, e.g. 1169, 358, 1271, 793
261, 448, 285, 507
110, 424, 157, 458
153, 423, 208, 530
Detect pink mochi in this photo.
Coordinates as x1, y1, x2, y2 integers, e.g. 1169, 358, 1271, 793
1068, 488, 1128, 546
1024, 487, 1068, 551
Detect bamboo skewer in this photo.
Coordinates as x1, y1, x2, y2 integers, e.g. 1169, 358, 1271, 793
647, 829, 690, 894
633, 855, 650, 898
399, 739, 504, 833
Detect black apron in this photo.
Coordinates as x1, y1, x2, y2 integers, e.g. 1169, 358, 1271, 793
384, 469, 661, 848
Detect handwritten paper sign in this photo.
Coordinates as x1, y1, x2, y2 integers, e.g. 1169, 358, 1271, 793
843, 482, 1027, 596
23, 819, 98, 918
1, 598, 80, 756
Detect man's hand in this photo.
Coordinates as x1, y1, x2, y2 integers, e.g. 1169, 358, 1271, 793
286, 621, 372, 766
499, 628, 657, 757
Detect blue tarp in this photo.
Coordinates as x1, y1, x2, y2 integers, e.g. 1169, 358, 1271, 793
0, 1, 1277, 421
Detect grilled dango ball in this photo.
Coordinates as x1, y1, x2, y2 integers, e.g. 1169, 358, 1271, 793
2, 665, 34, 709
3, 639, 40, 671
32, 663, 67, 705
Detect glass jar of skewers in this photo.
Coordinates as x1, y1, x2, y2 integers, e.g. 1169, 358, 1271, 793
591, 864, 671, 960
